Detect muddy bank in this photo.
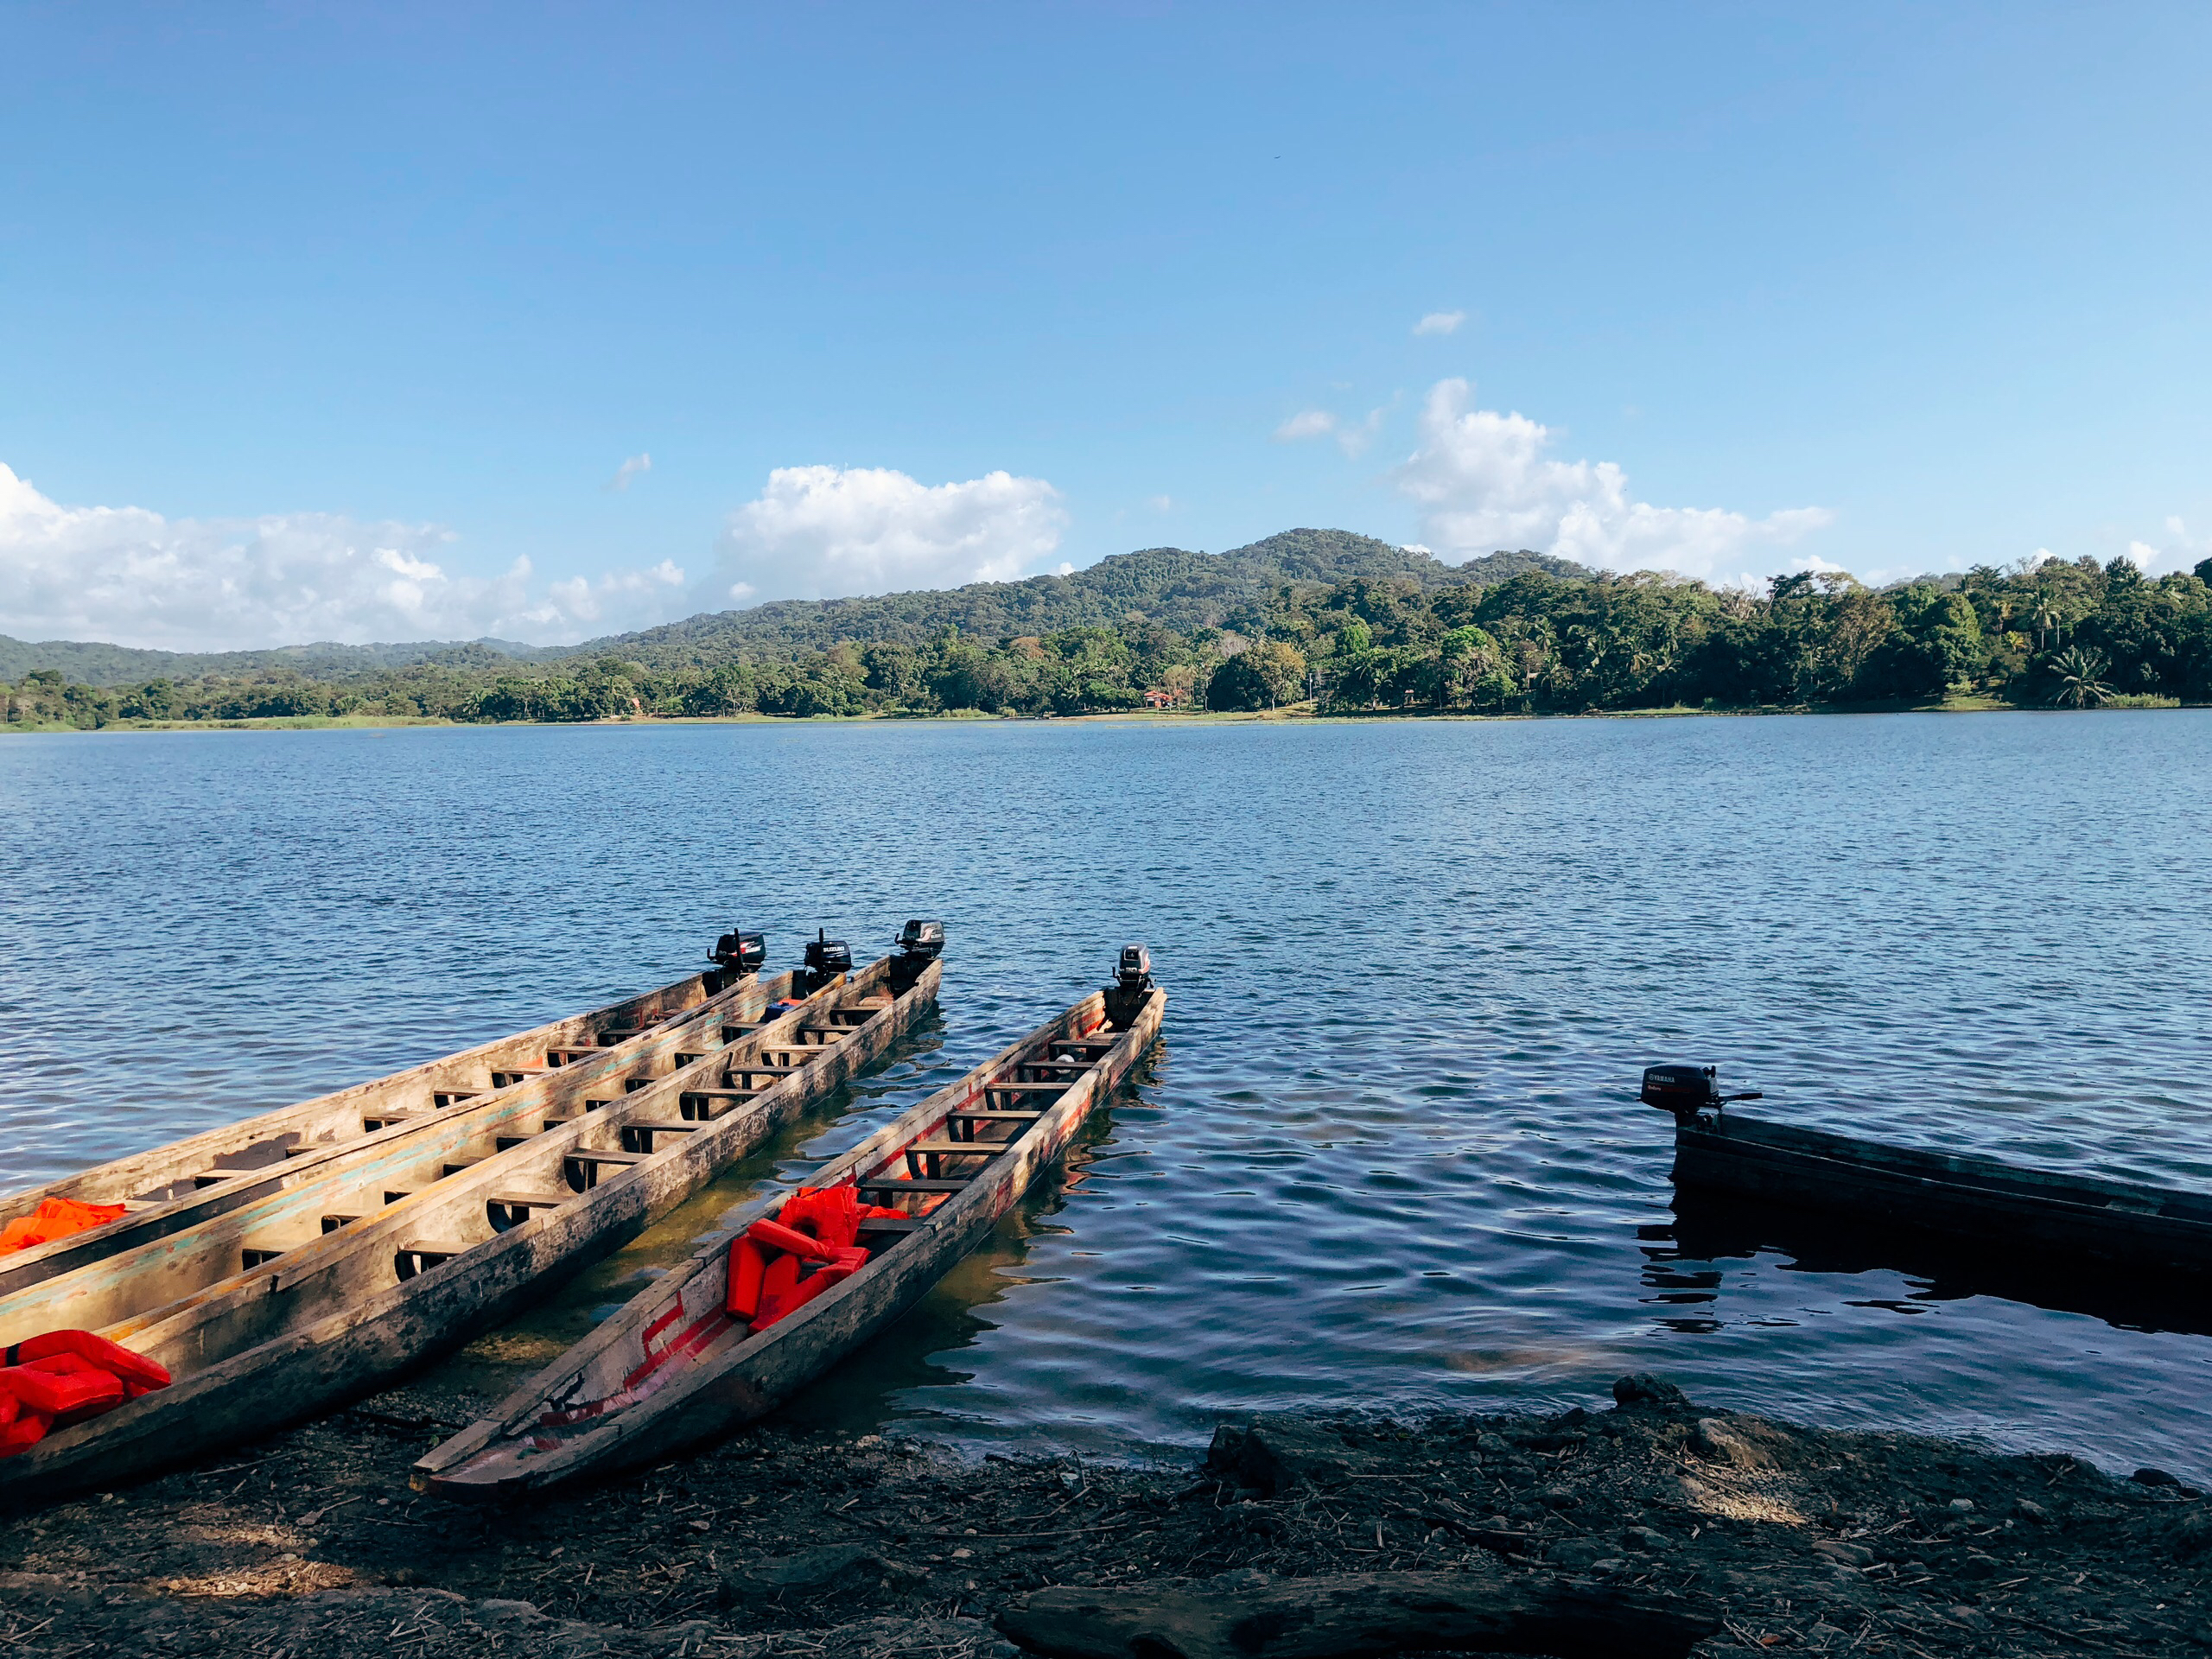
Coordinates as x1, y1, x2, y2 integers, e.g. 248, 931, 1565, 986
3, 1373, 2207, 1657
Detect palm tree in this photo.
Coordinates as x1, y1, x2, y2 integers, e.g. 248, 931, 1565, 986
2050, 645, 2112, 709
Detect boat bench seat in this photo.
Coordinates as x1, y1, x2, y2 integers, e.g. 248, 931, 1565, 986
566, 1148, 651, 1166
545, 1046, 602, 1065
490, 1067, 554, 1086
855, 1216, 923, 1236
858, 1177, 970, 1193
985, 1082, 1071, 1095
905, 1139, 1004, 1158
946, 1109, 1042, 1123
488, 1190, 572, 1211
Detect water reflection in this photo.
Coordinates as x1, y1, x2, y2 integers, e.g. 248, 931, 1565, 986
1644, 1187, 2212, 1342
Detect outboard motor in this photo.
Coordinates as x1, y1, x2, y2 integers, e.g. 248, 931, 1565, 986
889, 918, 945, 992
1641, 1064, 1761, 1127
799, 928, 853, 993
709, 927, 766, 992
1104, 942, 1154, 1027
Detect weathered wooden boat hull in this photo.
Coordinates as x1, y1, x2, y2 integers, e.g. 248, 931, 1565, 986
0, 958, 940, 1503
0, 973, 800, 1338
417, 979, 1162, 1498
0, 966, 782, 1294
1673, 1114, 2212, 1276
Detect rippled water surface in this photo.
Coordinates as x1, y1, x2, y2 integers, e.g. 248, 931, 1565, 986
3, 714, 2210, 1477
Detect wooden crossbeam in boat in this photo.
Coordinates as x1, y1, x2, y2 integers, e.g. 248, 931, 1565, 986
544, 1047, 602, 1065
431, 1090, 480, 1108
486, 1191, 572, 1224
945, 1109, 1042, 1123
984, 1082, 1071, 1095
619, 1121, 702, 1152
565, 1148, 650, 1167
490, 1067, 555, 1087
857, 1176, 971, 1193
855, 1215, 923, 1236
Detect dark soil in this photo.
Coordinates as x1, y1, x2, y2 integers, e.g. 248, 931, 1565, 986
3, 1371, 2207, 1657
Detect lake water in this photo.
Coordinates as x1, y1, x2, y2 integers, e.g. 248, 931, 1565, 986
3, 712, 2210, 1479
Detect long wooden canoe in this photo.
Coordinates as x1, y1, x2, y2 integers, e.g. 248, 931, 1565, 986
0, 958, 782, 1293
0, 969, 802, 1319
1671, 1111, 2212, 1276
416, 961, 1162, 1498
0, 948, 942, 1501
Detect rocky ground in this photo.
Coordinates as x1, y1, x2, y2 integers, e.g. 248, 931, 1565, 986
3, 1373, 2207, 1658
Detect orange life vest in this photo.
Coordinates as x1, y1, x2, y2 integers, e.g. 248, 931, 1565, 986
0, 1198, 127, 1257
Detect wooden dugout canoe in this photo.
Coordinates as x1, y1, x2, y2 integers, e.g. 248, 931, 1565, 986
0, 949, 942, 1502
1669, 1112, 2212, 1277
0, 969, 804, 1329
0, 961, 781, 1294
415, 962, 1162, 1499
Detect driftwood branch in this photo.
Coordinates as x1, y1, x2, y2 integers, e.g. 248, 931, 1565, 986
996, 1570, 1719, 1659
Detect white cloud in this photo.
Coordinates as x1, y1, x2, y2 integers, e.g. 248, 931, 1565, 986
1145, 494, 1174, 512
1392, 378, 1834, 582
1274, 410, 1337, 442
1414, 310, 1465, 336
607, 452, 652, 493
715, 465, 1065, 605
0, 462, 690, 650
2124, 518, 2209, 575
1275, 405, 1387, 457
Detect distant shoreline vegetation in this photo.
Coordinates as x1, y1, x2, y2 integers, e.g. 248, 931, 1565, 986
5, 530, 2209, 731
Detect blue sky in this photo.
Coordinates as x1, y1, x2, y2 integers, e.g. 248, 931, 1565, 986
3, 3, 2208, 649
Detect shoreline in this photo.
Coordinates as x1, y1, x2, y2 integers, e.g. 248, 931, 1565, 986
3, 1370, 2203, 1657
1, 696, 2198, 737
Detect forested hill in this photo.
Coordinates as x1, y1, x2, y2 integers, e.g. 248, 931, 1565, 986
562, 531, 1577, 668
0, 634, 550, 690
0, 529, 1571, 685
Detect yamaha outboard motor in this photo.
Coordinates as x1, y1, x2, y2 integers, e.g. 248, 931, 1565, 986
889, 918, 945, 992
1641, 1064, 1761, 1127
1104, 942, 1153, 1027
799, 928, 853, 994
709, 927, 766, 993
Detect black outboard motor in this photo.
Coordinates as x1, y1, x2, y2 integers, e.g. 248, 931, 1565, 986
709, 927, 766, 992
1642, 1064, 1762, 1127
799, 928, 853, 993
889, 918, 945, 992
1104, 942, 1154, 1027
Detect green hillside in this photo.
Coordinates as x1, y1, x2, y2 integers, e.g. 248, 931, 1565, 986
0, 634, 547, 690
550, 531, 1572, 669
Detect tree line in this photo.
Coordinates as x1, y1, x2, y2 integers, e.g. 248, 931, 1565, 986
6, 553, 2209, 730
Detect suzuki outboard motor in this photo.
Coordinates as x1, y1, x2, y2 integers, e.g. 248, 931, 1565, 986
709, 927, 766, 992
1104, 942, 1154, 1027
889, 918, 945, 992
799, 928, 853, 993
1641, 1064, 1761, 1126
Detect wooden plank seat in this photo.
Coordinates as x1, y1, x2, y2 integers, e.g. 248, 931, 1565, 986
946, 1109, 1043, 1123
855, 1215, 924, 1236
490, 1067, 554, 1087
856, 1176, 972, 1194
486, 1190, 572, 1228
905, 1140, 1006, 1179
361, 1112, 418, 1132
723, 1063, 803, 1081
544, 1047, 602, 1065
565, 1148, 650, 1173
432, 1089, 481, 1108
395, 1245, 467, 1280
620, 1120, 702, 1152
984, 1082, 1073, 1096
